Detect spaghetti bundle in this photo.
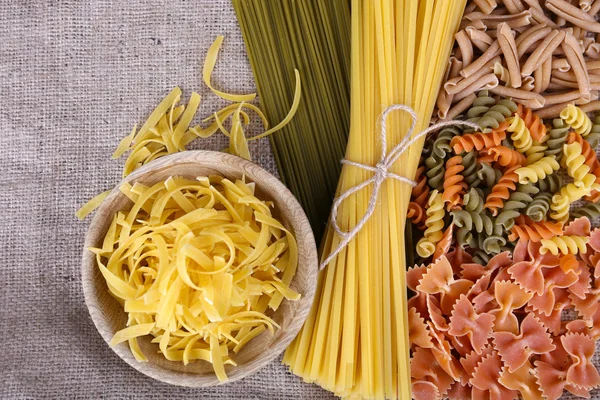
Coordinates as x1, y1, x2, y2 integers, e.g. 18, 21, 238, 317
283, 1, 466, 398
232, 0, 351, 240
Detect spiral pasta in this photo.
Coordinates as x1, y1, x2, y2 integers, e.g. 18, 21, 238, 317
508, 221, 563, 242
525, 140, 547, 165
560, 104, 592, 137
571, 202, 600, 219
496, 184, 539, 230
477, 99, 518, 133
567, 131, 600, 170
517, 104, 547, 142
540, 235, 589, 255
461, 151, 480, 187
463, 187, 485, 213
477, 162, 502, 188
558, 173, 600, 203
443, 155, 467, 210
563, 142, 592, 183
525, 192, 552, 222
506, 114, 533, 153
465, 90, 497, 132
544, 119, 570, 162
450, 130, 506, 154
482, 146, 527, 168
407, 202, 427, 229
550, 194, 570, 223
425, 153, 445, 191
417, 190, 445, 258
484, 165, 519, 216
451, 209, 496, 235
536, 174, 564, 193
432, 126, 461, 159
515, 156, 560, 184
411, 164, 430, 208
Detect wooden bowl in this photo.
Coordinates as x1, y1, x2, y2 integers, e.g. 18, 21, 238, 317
81, 150, 318, 387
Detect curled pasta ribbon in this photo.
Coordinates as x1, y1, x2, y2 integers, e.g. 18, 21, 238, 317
567, 131, 600, 170
448, 295, 495, 355
525, 140, 547, 165
484, 165, 519, 216
450, 130, 506, 153
561, 333, 600, 390
508, 221, 564, 242
443, 156, 467, 210
515, 156, 560, 184
407, 201, 427, 229
563, 142, 591, 183
417, 190, 445, 258
481, 146, 527, 168
559, 173, 600, 203
540, 235, 590, 255
517, 104, 547, 142
506, 115, 533, 153
560, 104, 592, 136
411, 164, 430, 207
471, 352, 520, 400
550, 194, 570, 224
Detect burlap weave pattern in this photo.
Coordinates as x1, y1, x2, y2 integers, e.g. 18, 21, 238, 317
2, 1, 600, 399
0, 1, 332, 398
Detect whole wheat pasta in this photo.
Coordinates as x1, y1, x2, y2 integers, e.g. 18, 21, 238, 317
473, 0, 497, 14
521, 75, 535, 91
454, 74, 500, 101
544, 90, 591, 105
528, 7, 562, 28
489, 86, 546, 107
562, 33, 592, 95
455, 30, 474, 66
516, 25, 553, 57
466, 26, 495, 52
503, 0, 526, 13
522, 0, 543, 10
533, 57, 552, 93
521, 30, 565, 76
464, 10, 532, 30
553, 70, 600, 84
587, 43, 600, 60
460, 19, 487, 31
497, 23, 522, 87
580, 100, 600, 113
589, 0, 600, 16
552, 57, 571, 72
461, 41, 501, 78
537, 98, 600, 118
580, 0, 593, 12
446, 57, 500, 94
546, 0, 600, 32
445, 93, 478, 120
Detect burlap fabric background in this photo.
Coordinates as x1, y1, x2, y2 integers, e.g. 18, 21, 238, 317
0, 1, 333, 398
1, 1, 599, 399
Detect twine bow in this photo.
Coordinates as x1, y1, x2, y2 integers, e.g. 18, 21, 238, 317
320, 104, 481, 270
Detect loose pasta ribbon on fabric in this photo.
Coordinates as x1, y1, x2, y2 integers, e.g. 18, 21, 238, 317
320, 104, 480, 270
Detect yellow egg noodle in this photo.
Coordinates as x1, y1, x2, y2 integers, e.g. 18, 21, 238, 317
77, 36, 301, 219
90, 176, 300, 381
283, 0, 467, 398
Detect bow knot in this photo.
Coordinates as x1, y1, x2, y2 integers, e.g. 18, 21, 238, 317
319, 104, 481, 270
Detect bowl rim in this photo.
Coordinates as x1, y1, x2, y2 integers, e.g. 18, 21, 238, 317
81, 150, 318, 387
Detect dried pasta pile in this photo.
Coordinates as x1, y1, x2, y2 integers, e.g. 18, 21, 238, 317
436, 0, 600, 122
90, 176, 299, 382
408, 97, 600, 399
283, 1, 467, 399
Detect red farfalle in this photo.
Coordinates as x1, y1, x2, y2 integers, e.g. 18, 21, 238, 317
418, 256, 473, 313
588, 227, 600, 253
446, 245, 473, 275
466, 274, 492, 302
535, 337, 574, 400
433, 224, 454, 261
508, 241, 560, 295
526, 291, 570, 336
564, 216, 592, 236
407, 264, 429, 291
411, 346, 454, 397
569, 260, 592, 300
409, 307, 433, 349
571, 291, 600, 320
489, 281, 533, 334
561, 332, 600, 390
493, 313, 555, 372
446, 381, 472, 400
427, 295, 449, 332
408, 291, 429, 319
448, 295, 495, 354
411, 380, 440, 400
499, 362, 544, 400
472, 290, 496, 314
567, 305, 600, 340
460, 345, 494, 384
470, 351, 519, 400
428, 322, 463, 382
528, 265, 579, 316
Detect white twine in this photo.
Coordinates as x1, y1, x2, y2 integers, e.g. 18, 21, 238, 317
319, 104, 481, 270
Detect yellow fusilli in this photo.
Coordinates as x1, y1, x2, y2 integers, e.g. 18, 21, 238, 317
417, 190, 445, 258
515, 156, 560, 184
560, 104, 592, 137
563, 142, 591, 183
550, 194, 570, 224
558, 173, 600, 203
507, 114, 533, 153
540, 235, 589, 255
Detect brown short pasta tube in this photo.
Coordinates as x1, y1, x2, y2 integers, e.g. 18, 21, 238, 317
497, 23, 521, 88
473, 0, 497, 14
521, 30, 565, 77
546, 0, 600, 33
516, 25, 552, 58
490, 86, 545, 108
454, 74, 500, 101
455, 30, 474, 67
465, 26, 494, 52
444, 93, 478, 121
562, 32, 591, 95
445, 57, 499, 95
461, 41, 501, 78
533, 58, 552, 93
